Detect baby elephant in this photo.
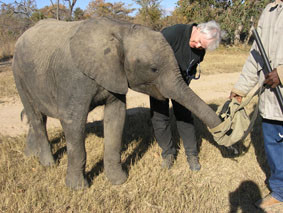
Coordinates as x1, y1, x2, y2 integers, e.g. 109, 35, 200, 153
12, 17, 221, 189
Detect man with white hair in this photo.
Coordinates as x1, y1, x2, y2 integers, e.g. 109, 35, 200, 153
230, 0, 283, 209
150, 20, 224, 171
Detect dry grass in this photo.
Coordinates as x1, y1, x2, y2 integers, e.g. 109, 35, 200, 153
0, 67, 18, 101
0, 102, 270, 212
0, 46, 280, 212
202, 45, 250, 74
0, 40, 15, 61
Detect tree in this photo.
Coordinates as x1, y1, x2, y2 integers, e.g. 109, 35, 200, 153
0, 1, 35, 41
0, 0, 37, 18
86, 0, 134, 20
133, 0, 163, 30
64, 0, 77, 20
43, 2, 69, 20
173, 0, 269, 45
174, 0, 217, 23
73, 7, 85, 20
50, 0, 77, 20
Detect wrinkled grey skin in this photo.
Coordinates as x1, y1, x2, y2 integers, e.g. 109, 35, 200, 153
12, 17, 221, 189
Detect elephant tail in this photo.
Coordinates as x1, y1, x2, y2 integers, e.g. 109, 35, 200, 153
20, 109, 27, 123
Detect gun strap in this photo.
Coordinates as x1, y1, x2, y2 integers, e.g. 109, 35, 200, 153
238, 84, 264, 152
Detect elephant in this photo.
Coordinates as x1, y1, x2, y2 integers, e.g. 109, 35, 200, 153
12, 17, 222, 189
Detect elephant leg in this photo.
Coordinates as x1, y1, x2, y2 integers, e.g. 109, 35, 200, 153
60, 118, 89, 189
24, 115, 55, 166
16, 80, 54, 166
103, 95, 127, 185
25, 124, 40, 157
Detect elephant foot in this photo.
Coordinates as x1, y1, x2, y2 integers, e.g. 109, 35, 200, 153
65, 173, 89, 190
24, 146, 55, 166
39, 151, 55, 167
105, 164, 128, 185
24, 146, 39, 157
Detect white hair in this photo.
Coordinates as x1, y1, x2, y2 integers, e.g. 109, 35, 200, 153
197, 20, 226, 51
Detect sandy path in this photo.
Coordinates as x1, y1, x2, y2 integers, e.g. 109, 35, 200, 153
0, 72, 240, 137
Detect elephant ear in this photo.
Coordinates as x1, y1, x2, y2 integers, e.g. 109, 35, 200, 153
70, 19, 128, 94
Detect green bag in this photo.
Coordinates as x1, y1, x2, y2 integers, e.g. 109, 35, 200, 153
210, 87, 261, 147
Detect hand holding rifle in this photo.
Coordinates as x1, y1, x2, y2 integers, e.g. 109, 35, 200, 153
264, 68, 281, 89
252, 28, 283, 112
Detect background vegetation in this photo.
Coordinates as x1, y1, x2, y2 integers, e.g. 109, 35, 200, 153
0, 0, 270, 61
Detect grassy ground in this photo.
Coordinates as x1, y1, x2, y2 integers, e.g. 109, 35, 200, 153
0, 46, 277, 212
201, 45, 250, 74
0, 40, 15, 62
0, 69, 18, 101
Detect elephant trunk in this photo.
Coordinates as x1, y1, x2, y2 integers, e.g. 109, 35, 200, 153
157, 70, 222, 129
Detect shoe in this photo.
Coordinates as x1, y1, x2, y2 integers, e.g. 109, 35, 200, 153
161, 154, 174, 169
187, 155, 201, 171
255, 194, 282, 209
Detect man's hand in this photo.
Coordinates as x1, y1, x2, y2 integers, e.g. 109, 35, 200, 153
264, 68, 281, 88
229, 92, 242, 103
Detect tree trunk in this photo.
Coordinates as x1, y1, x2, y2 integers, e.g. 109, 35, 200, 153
57, 0, 59, 20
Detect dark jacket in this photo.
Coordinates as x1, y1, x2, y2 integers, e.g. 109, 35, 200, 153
161, 24, 205, 84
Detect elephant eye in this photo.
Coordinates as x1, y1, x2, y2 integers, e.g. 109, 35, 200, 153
151, 68, 158, 73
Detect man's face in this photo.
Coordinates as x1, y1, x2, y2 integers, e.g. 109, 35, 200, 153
189, 27, 212, 50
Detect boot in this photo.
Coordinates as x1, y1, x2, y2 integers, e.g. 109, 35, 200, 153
255, 194, 282, 209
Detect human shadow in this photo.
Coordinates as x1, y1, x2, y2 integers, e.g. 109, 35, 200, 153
86, 107, 155, 183
229, 180, 265, 213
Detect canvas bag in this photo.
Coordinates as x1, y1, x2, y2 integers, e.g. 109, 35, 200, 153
210, 86, 262, 147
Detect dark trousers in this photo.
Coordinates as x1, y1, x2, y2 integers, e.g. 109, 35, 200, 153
150, 96, 198, 158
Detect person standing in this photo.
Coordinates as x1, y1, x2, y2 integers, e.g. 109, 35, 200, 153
151, 21, 223, 171
230, 0, 283, 209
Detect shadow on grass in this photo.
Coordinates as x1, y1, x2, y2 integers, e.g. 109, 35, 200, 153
49, 131, 67, 164
229, 180, 264, 213
48, 107, 154, 184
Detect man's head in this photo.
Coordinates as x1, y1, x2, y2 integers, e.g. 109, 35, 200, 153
190, 20, 224, 51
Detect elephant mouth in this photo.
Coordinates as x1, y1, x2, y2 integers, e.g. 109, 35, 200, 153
131, 83, 166, 101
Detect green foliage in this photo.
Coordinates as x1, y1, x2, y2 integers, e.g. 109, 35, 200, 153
0, 2, 33, 52
133, 0, 163, 30
73, 7, 85, 20
0, 0, 273, 49
174, 0, 270, 45
86, 0, 135, 21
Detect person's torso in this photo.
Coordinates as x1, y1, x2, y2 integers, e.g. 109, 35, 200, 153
161, 24, 205, 84
257, 2, 283, 120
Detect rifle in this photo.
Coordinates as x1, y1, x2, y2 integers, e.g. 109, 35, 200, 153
252, 28, 283, 112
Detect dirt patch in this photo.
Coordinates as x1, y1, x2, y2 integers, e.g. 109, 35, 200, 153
0, 72, 240, 137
